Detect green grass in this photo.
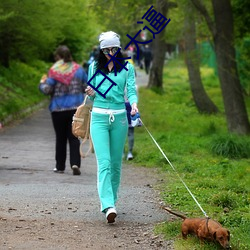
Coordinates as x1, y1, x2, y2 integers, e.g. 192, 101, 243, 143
0, 60, 50, 123
129, 58, 250, 250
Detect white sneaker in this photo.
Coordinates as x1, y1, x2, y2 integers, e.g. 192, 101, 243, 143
105, 207, 117, 223
127, 152, 133, 160
53, 168, 64, 173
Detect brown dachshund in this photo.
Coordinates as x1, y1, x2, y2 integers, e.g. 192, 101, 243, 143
163, 207, 231, 249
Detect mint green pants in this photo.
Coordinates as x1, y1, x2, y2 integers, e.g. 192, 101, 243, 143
90, 111, 128, 212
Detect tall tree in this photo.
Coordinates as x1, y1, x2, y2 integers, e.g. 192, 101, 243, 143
148, 0, 174, 89
191, 0, 250, 134
184, 1, 218, 114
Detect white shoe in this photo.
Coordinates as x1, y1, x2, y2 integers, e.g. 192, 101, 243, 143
53, 168, 64, 173
106, 207, 117, 223
127, 152, 133, 160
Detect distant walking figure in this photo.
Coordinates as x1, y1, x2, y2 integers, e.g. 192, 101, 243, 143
143, 45, 152, 75
39, 45, 87, 175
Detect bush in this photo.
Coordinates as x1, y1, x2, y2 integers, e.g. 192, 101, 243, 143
210, 191, 237, 209
0, 60, 48, 122
210, 135, 250, 159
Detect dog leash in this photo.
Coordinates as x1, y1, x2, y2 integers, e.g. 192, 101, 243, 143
139, 118, 209, 218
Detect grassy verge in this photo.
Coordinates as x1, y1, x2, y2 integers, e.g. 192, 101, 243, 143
0, 60, 50, 124
129, 59, 250, 250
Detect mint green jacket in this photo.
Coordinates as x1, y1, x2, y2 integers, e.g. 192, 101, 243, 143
87, 62, 138, 110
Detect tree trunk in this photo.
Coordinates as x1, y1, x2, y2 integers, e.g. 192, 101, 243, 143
191, 0, 250, 134
184, 4, 218, 114
212, 0, 250, 134
147, 0, 169, 90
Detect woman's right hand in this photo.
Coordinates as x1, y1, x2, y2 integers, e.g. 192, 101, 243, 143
85, 86, 95, 97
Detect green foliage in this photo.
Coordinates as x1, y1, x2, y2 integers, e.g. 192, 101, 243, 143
210, 191, 238, 209
163, 0, 184, 44
92, 0, 153, 46
0, 60, 49, 122
233, 0, 250, 97
210, 135, 250, 159
129, 58, 250, 249
0, 0, 99, 66
201, 121, 217, 136
154, 221, 181, 239
169, 0, 212, 44
232, 0, 250, 39
236, 37, 250, 95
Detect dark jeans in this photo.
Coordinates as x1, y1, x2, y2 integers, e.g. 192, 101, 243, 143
127, 127, 134, 152
51, 110, 80, 171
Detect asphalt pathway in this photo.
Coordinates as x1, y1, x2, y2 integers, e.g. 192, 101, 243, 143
0, 69, 172, 249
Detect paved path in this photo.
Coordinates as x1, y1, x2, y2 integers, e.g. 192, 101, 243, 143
135, 68, 149, 87
0, 71, 174, 249
0, 106, 164, 223
0, 68, 152, 223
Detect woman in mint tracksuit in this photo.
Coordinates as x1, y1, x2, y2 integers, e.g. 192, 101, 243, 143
86, 31, 138, 223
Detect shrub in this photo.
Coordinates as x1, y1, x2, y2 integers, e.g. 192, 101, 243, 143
210, 191, 237, 209
210, 135, 250, 159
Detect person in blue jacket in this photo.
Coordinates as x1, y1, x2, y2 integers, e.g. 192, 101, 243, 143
85, 31, 138, 223
39, 45, 87, 175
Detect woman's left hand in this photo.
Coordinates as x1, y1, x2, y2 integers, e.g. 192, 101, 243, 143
131, 103, 138, 116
